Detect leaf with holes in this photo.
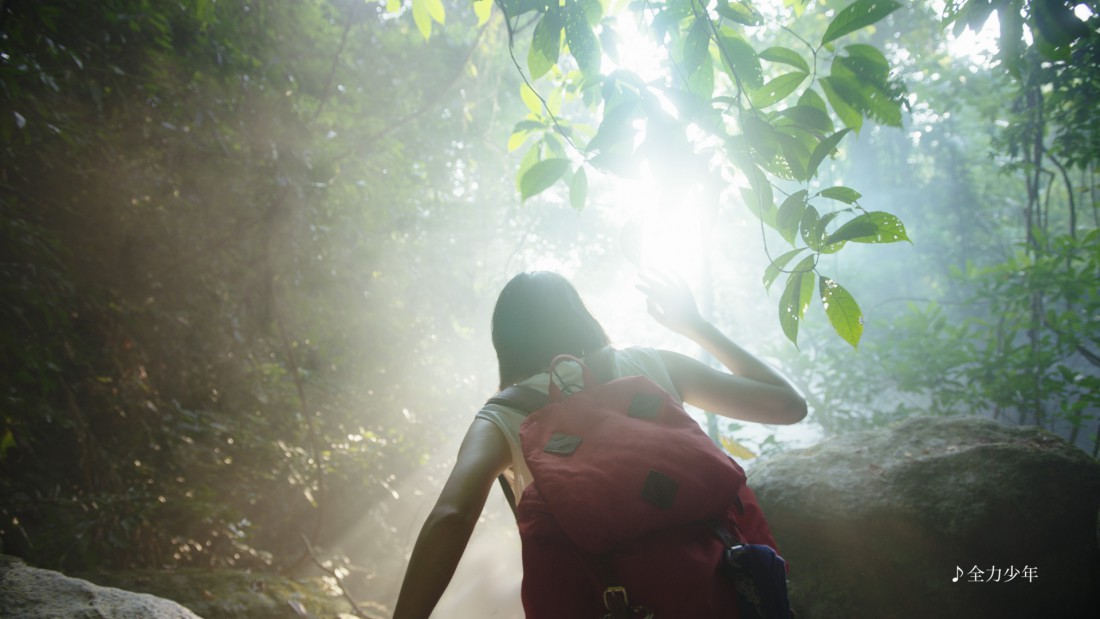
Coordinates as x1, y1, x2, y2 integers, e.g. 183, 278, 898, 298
565, 2, 601, 76
778, 256, 816, 345
830, 211, 910, 243
528, 9, 563, 80
820, 276, 863, 347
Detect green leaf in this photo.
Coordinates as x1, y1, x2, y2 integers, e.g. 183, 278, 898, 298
599, 20, 620, 63
806, 127, 851, 178
798, 87, 829, 114
820, 0, 901, 46
831, 48, 904, 127
799, 204, 820, 248
779, 105, 834, 134
520, 83, 543, 115
817, 185, 862, 204
412, 0, 432, 39
777, 133, 812, 181
739, 157, 774, 223
474, 0, 492, 26
507, 130, 530, 152
716, 1, 763, 26
798, 259, 816, 313
0, 428, 14, 460
750, 71, 807, 108
779, 273, 802, 344
776, 190, 808, 246
861, 84, 903, 127
652, 3, 692, 40
586, 99, 640, 155
513, 119, 545, 132
565, 2, 601, 76
529, 10, 563, 80
687, 52, 715, 100
546, 86, 564, 116
820, 76, 863, 132
520, 158, 570, 200
578, 0, 603, 26
543, 130, 567, 157
838, 44, 890, 83
810, 210, 844, 252
516, 143, 541, 191
764, 247, 808, 291
386, 0, 401, 13
828, 211, 910, 243
717, 30, 763, 89
823, 216, 877, 245
743, 113, 780, 161
570, 166, 588, 210
683, 18, 711, 76
820, 276, 863, 347
425, 0, 445, 23
758, 46, 810, 73
1032, 0, 1090, 48
778, 256, 816, 345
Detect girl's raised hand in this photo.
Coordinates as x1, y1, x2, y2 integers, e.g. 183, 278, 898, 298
636, 272, 706, 337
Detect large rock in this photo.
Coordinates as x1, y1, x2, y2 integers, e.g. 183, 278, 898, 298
0, 555, 202, 619
749, 416, 1100, 619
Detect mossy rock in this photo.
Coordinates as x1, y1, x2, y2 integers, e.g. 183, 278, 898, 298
749, 416, 1100, 619
77, 567, 370, 619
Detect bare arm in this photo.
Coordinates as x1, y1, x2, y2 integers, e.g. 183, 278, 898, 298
393, 419, 512, 619
638, 273, 807, 425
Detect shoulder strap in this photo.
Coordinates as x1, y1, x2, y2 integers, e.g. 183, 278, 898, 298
486, 385, 548, 520
484, 352, 612, 519
486, 384, 548, 416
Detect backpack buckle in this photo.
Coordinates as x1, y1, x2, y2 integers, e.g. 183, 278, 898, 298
603, 586, 629, 609
602, 586, 630, 618
601, 587, 653, 619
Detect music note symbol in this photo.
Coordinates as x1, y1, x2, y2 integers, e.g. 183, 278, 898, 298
952, 566, 963, 582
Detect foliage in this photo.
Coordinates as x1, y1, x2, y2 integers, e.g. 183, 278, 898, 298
409, 0, 915, 347
774, 0, 1100, 453
0, 0, 523, 577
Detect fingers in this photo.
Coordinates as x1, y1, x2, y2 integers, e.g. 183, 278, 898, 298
638, 269, 676, 290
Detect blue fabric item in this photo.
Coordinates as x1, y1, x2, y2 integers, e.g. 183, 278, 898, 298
723, 543, 792, 619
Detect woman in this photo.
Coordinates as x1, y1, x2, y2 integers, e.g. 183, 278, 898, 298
393, 271, 806, 619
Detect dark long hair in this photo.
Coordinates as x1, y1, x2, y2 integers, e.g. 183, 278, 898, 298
491, 272, 610, 389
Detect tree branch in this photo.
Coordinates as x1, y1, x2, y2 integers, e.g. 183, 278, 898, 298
1047, 151, 1077, 239
313, 1, 363, 123
301, 535, 377, 619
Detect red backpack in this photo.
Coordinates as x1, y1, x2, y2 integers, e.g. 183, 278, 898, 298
488, 355, 789, 619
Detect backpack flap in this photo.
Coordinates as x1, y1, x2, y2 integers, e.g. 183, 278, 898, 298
519, 374, 746, 555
